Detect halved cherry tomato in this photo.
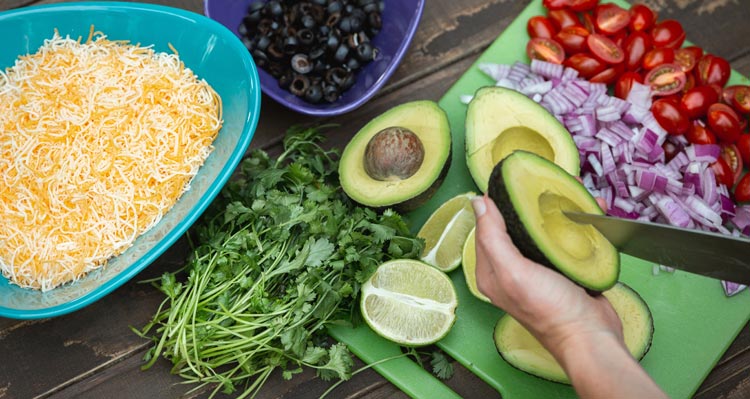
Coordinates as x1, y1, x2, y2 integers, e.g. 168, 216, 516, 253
696, 54, 731, 87
569, 0, 599, 12
711, 157, 735, 188
736, 134, 750, 165
721, 143, 743, 185
706, 83, 724, 99
722, 85, 742, 105
674, 48, 697, 73
582, 12, 597, 33
651, 20, 686, 49
708, 103, 742, 143
682, 73, 696, 93
729, 85, 750, 115
642, 47, 675, 71
681, 86, 719, 119
645, 63, 686, 97
734, 172, 750, 203
686, 123, 717, 145
614, 71, 643, 99
548, 8, 582, 30
623, 31, 651, 71
590, 64, 625, 85
682, 46, 703, 61
652, 98, 690, 135
563, 52, 607, 78
594, 3, 630, 35
526, 37, 566, 64
629, 4, 657, 32
555, 26, 590, 54
543, 0, 570, 10
527, 16, 558, 39
587, 33, 624, 64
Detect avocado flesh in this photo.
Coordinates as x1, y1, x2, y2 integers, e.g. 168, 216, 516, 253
493, 283, 654, 384
489, 151, 619, 292
339, 100, 451, 211
465, 87, 579, 193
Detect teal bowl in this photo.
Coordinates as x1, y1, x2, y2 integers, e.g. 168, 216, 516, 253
0, 2, 261, 319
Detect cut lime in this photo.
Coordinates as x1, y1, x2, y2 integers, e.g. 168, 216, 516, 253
418, 192, 477, 271
462, 227, 491, 303
360, 259, 458, 346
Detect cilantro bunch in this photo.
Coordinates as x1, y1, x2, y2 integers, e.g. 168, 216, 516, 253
137, 126, 423, 398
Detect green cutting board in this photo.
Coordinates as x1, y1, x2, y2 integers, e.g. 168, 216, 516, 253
329, 1, 750, 398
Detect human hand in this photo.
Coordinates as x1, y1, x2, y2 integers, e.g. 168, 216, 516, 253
470, 194, 624, 356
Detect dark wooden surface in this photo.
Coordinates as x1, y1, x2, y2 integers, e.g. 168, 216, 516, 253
1, 0, 749, 398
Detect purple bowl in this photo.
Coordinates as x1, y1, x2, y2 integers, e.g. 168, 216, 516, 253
205, 0, 424, 116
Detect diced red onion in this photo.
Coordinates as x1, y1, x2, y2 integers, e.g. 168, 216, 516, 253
479, 63, 511, 81
722, 281, 747, 296
530, 59, 563, 79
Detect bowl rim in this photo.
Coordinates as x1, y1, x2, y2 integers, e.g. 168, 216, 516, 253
0, 1, 261, 319
204, 0, 426, 117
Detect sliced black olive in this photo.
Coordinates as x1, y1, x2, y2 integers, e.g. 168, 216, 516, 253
278, 70, 294, 89
255, 35, 271, 51
243, 12, 262, 28
326, 12, 341, 28
333, 44, 349, 63
267, 42, 285, 61
283, 36, 299, 55
309, 46, 326, 61
367, 12, 382, 30
322, 83, 340, 103
318, 25, 331, 37
312, 0, 327, 6
356, 42, 373, 61
309, 4, 325, 23
252, 49, 269, 67
290, 74, 310, 97
326, 67, 348, 86
304, 84, 323, 103
248, 2, 264, 14
346, 57, 360, 71
301, 14, 316, 30
327, 1, 342, 15
326, 34, 340, 51
297, 29, 315, 47
339, 71, 355, 90
267, 62, 284, 78
266, 0, 283, 18
238, 22, 249, 37
339, 16, 353, 33
291, 54, 313, 74
363, 2, 379, 14
241, 37, 254, 51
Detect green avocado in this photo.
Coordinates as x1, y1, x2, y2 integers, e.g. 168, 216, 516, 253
465, 86, 580, 193
493, 282, 654, 384
339, 100, 451, 211
488, 151, 619, 292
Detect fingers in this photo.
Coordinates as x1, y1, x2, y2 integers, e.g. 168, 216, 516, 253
471, 195, 527, 273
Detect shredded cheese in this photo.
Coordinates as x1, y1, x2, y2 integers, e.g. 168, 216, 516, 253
0, 29, 222, 291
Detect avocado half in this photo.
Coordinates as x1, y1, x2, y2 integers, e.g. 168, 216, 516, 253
465, 86, 580, 193
339, 100, 451, 211
488, 151, 619, 292
493, 282, 654, 384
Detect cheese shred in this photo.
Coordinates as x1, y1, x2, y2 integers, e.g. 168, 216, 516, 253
0, 29, 222, 291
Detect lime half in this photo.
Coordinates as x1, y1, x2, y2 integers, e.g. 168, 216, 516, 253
462, 227, 491, 303
361, 259, 458, 346
418, 192, 477, 271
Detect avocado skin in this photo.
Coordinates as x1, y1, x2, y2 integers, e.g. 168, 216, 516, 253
486, 155, 558, 272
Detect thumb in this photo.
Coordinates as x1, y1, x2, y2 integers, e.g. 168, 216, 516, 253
471, 194, 525, 265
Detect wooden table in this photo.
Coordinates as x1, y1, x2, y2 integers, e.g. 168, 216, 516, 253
1, 0, 749, 398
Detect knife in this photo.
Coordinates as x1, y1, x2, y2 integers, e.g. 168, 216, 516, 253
563, 211, 750, 285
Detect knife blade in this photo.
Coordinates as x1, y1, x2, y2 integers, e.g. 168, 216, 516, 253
563, 211, 750, 285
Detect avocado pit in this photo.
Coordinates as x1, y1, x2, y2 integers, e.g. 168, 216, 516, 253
363, 126, 425, 181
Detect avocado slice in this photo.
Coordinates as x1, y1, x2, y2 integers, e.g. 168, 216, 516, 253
339, 100, 451, 211
465, 86, 580, 193
493, 282, 654, 384
488, 151, 619, 292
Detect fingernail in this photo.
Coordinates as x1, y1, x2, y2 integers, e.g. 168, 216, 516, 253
471, 195, 486, 217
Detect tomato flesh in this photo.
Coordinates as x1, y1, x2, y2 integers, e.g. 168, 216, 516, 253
711, 157, 735, 188
623, 31, 651, 71
629, 4, 657, 32
686, 123, 717, 145
708, 103, 742, 143
614, 71, 643, 99
595, 3, 630, 35
721, 143, 743, 185
526, 37, 566, 64
674, 48, 697, 73
681, 86, 719, 119
555, 26, 590, 54
652, 98, 690, 135
734, 173, 750, 203
563, 52, 607, 78
548, 8, 582, 30
587, 33, 625, 64
697, 54, 731, 87
527, 16, 558, 39
645, 63, 686, 97
642, 47, 674, 71
730, 85, 750, 115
